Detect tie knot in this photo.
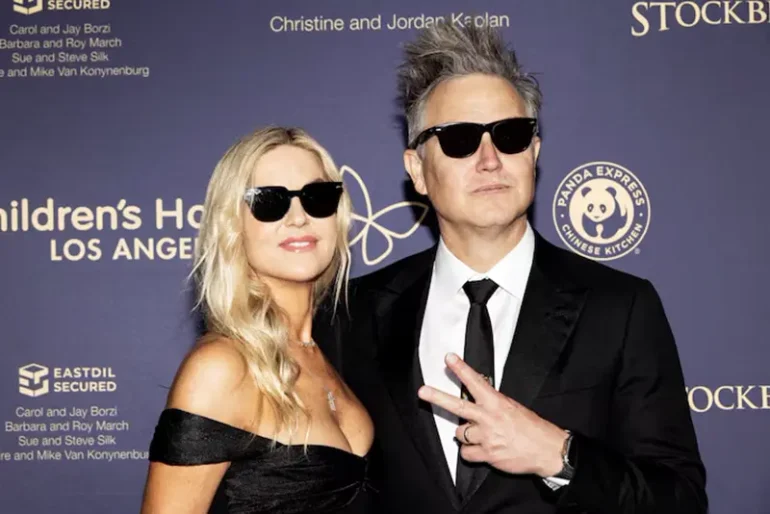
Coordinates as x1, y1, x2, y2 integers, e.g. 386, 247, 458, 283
462, 279, 498, 305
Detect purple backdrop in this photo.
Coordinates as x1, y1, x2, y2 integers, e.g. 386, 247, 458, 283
1, 1, 768, 512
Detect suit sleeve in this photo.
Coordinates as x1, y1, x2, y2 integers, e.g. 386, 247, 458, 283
557, 279, 708, 514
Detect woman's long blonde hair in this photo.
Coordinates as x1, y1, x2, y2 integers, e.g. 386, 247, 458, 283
192, 127, 351, 440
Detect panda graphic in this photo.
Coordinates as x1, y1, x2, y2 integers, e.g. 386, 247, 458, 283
579, 185, 627, 240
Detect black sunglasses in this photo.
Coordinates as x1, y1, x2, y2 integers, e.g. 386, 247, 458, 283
408, 117, 538, 158
243, 182, 343, 222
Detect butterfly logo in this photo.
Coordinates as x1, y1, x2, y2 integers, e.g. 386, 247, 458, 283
340, 165, 430, 266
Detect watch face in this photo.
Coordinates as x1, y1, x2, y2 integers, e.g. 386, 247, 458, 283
555, 433, 576, 479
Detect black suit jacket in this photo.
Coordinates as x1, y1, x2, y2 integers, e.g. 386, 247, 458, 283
315, 233, 707, 514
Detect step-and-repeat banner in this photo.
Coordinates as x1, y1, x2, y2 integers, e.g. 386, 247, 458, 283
1, 1, 768, 512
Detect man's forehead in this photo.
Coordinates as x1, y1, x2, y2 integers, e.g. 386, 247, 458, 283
423, 75, 527, 125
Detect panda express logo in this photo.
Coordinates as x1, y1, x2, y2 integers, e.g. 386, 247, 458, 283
552, 161, 650, 261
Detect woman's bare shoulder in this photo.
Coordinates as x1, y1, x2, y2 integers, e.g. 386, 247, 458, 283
165, 334, 257, 427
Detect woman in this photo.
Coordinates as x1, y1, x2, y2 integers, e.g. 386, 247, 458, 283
141, 127, 375, 513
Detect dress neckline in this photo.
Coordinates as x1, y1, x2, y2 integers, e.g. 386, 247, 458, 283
164, 408, 370, 460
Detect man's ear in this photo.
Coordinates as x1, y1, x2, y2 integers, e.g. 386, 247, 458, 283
403, 149, 427, 195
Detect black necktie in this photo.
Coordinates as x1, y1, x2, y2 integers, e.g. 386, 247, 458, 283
456, 278, 498, 501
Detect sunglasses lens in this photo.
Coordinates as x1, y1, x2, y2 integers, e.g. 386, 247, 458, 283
300, 182, 343, 218
491, 119, 535, 154
436, 124, 483, 158
248, 188, 290, 222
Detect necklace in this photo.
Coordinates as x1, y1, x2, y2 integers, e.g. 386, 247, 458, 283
325, 387, 337, 412
296, 340, 336, 413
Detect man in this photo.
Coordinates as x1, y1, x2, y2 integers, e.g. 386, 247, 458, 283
317, 21, 707, 514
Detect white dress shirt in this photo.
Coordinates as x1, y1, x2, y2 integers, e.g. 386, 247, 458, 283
418, 222, 535, 482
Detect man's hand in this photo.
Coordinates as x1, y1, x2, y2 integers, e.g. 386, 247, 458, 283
418, 353, 569, 478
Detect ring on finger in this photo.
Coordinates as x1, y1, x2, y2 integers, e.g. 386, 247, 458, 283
462, 424, 473, 445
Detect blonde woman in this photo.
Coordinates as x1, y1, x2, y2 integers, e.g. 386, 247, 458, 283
141, 127, 375, 514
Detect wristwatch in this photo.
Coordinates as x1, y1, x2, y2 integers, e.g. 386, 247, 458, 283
553, 430, 575, 480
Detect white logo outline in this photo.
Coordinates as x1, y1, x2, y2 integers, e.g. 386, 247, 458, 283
341, 164, 430, 266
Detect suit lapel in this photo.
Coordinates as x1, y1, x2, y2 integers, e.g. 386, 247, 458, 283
464, 235, 588, 501
375, 251, 461, 510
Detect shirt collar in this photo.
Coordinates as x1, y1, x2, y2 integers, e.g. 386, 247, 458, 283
433, 222, 535, 300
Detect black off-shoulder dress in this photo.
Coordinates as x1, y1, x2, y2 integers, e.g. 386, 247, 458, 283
148, 408, 376, 514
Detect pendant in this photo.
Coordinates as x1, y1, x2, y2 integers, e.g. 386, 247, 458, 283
325, 387, 337, 412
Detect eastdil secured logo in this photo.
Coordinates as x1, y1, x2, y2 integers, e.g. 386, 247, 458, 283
553, 161, 650, 261
19, 363, 50, 397
17, 363, 117, 395
13, 0, 112, 14
13, 0, 42, 15
47, 0, 111, 12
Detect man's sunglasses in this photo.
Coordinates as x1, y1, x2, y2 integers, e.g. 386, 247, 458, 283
243, 182, 343, 222
407, 117, 538, 159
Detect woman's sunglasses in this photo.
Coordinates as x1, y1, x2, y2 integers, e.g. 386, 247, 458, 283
243, 182, 343, 222
407, 117, 537, 159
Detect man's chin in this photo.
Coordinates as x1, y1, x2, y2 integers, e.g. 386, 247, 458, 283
463, 215, 527, 233
475, 207, 526, 224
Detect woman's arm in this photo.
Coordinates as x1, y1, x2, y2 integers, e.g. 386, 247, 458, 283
140, 339, 256, 514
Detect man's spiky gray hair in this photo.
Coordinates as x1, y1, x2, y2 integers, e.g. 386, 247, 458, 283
398, 21, 542, 146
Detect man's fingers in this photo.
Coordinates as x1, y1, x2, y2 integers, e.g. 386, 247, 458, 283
459, 443, 486, 462
456, 423, 477, 445
445, 353, 497, 404
418, 386, 484, 422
